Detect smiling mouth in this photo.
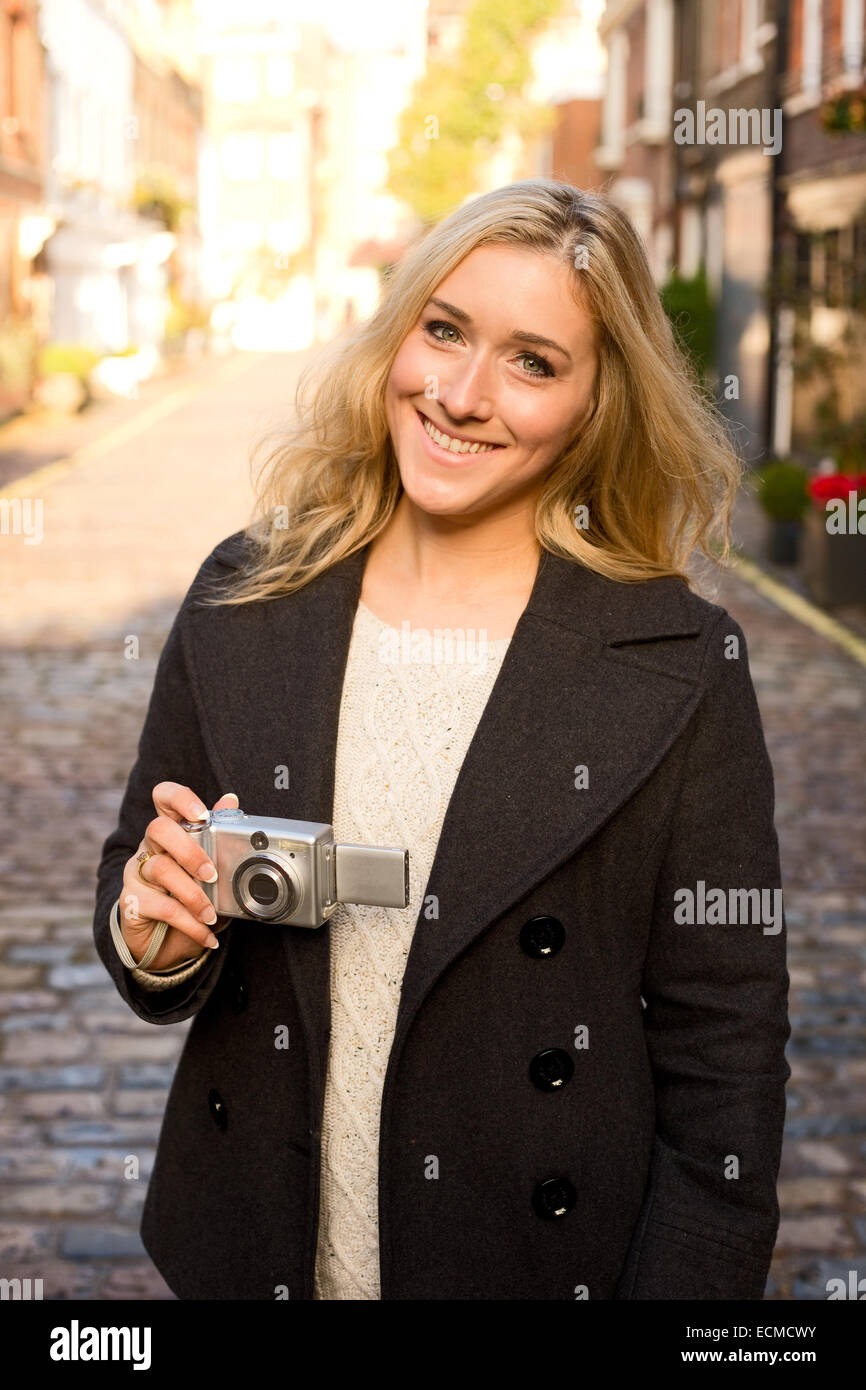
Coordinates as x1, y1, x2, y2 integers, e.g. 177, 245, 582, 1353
417, 410, 505, 455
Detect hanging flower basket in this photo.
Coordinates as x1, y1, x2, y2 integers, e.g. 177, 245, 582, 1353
819, 88, 866, 134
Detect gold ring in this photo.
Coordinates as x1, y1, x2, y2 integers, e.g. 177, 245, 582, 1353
137, 849, 158, 884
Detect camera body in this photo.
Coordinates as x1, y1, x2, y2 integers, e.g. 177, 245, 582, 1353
179, 808, 409, 928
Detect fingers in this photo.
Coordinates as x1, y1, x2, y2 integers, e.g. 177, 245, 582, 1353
145, 786, 240, 888
123, 785, 241, 956
137, 850, 218, 927
151, 781, 210, 823
150, 782, 239, 821
150, 781, 240, 825
116, 783, 241, 967
147, 786, 239, 876
144, 813, 218, 883
120, 861, 219, 952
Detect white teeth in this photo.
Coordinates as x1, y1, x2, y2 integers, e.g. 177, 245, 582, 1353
421, 414, 498, 454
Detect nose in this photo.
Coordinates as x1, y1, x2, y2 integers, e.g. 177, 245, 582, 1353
437, 350, 496, 424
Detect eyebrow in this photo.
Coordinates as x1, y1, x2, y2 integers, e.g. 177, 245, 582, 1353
425, 297, 573, 364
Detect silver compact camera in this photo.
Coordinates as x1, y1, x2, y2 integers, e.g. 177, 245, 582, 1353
179, 808, 410, 928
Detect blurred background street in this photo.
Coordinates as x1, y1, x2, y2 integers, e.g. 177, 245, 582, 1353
1, 0, 865, 1301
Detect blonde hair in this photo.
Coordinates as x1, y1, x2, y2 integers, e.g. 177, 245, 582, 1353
206, 178, 741, 607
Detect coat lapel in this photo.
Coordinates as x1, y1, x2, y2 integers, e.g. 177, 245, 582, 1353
187, 535, 707, 1074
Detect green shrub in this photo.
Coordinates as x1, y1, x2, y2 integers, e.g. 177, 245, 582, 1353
757, 458, 809, 520
36, 343, 101, 381
660, 266, 716, 382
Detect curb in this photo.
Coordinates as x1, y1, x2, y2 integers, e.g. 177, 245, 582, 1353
729, 550, 866, 668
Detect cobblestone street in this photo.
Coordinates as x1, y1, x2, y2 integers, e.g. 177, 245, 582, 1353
0, 351, 864, 1299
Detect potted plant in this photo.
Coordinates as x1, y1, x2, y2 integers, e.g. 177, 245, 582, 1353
757, 458, 809, 563
802, 467, 866, 606
33, 342, 101, 413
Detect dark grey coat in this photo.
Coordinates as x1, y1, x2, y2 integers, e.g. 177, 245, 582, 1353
93, 530, 791, 1300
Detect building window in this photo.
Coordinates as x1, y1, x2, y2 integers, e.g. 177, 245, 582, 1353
225, 220, 263, 251
212, 56, 258, 103
600, 30, 627, 162
266, 220, 302, 254
266, 55, 294, 98
789, 0, 804, 77
842, 0, 865, 77
221, 133, 264, 180
266, 131, 303, 180
796, 221, 866, 308
716, 0, 741, 72
643, 0, 673, 131
823, 228, 843, 307
854, 215, 866, 306
794, 230, 812, 296
802, 0, 822, 94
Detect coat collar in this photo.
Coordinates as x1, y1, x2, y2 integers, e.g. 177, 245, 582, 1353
188, 531, 709, 1073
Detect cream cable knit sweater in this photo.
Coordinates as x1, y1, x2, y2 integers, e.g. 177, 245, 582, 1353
313, 599, 513, 1300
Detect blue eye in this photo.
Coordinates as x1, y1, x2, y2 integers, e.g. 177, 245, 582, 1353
421, 319, 556, 379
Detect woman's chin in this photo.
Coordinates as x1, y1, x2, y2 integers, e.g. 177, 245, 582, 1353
396, 469, 482, 514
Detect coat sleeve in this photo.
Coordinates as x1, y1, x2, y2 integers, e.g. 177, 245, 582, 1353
92, 555, 235, 1025
614, 608, 791, 1300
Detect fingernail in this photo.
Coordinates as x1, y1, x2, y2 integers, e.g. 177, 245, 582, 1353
191, 803, 208, 821
198, 863, 218, 882
224, 792, 239, 805
201, 908, 217, 926
206, 933, 219, 949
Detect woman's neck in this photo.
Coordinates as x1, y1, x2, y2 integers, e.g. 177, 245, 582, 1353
364, 499, 542, 604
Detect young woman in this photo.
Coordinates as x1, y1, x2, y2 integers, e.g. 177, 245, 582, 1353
94, 179, 790, 1301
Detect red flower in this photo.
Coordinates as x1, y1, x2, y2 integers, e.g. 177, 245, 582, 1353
808, 473, 866, 504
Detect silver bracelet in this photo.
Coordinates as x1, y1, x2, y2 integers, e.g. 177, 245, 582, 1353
110, 897, 171, 971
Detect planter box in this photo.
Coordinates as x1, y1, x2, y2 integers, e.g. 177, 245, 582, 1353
32, 372, 87, 413
801, 503, 866, 606
766, 518, 802, 564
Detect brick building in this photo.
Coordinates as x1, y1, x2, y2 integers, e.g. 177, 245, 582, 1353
595, 0, 866, 462
0, 0, 47, 414
774, 0, 866, 460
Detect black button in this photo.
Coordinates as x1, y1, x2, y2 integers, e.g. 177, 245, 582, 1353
208, 1089, 228, 1130
520, 916, 565, 958
529, 1047, 574, 1091
533, 1176, 576, 1219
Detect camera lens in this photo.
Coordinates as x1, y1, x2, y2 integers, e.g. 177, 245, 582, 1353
232, 855, 299, 921
248, 872, 278, 905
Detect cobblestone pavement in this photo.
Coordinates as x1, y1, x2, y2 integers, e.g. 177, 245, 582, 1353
0, 357, 864, 1299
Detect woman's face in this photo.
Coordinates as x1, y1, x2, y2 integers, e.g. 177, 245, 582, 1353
384, 244, 598, 523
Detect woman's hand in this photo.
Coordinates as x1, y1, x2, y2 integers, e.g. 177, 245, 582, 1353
118, 783, 238, 972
